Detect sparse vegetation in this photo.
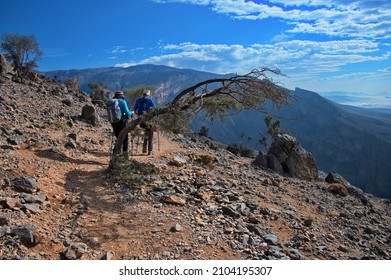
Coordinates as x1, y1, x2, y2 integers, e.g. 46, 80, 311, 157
199, 126, 209, 137
64, 77, 81, 90
259, 114, 282, 148
111, 157, 156, 187
0, 33, 42, 78
88, 81, 108, 101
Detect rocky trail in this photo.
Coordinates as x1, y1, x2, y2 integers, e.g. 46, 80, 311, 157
0, 75, 390, 260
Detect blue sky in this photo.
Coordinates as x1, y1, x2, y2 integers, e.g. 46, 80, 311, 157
1, 0, 391, 106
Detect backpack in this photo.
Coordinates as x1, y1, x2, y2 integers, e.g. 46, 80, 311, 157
139, 97, 148, 115
105, 99, 122, 123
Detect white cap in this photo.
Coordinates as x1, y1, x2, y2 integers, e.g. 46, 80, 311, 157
143, 89, 151, 96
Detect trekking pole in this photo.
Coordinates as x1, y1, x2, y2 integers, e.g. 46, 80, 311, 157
110, 132, 114, 158
157, 125, 160, 152
130, 135, 133, 159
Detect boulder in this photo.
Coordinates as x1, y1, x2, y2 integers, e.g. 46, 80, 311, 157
325, 172, 364, 196
12, 176, 39, 193
253, 151, 268, 168
81, 103, 97, 126
11, 225, 37, 247
62, 242, 88, 260
267, 134, 318, 181
0, 53, 15, 80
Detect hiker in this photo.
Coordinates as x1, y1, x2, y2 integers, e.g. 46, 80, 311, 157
106, 90, 133, 154
133, 89, 156, 155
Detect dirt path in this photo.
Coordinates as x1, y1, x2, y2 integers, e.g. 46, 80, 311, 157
20, 132, 237, 260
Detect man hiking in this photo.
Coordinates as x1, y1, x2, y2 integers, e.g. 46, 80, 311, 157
133, 89, 156, 155
106, 90, 133, 155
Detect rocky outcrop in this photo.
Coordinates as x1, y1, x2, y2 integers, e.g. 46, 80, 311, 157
0, 53, 15, 81
81, 103, 97, 126
254, 134, 318, 181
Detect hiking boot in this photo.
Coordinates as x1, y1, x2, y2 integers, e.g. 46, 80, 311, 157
142, 147, 147, 153
148, 150, 153, 156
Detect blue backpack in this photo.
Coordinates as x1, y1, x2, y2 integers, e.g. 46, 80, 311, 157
140, 98, 148, 114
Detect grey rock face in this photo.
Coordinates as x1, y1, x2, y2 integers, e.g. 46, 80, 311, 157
267, 134, 318, 181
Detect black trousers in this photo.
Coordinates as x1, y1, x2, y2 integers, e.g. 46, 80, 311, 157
111, 119, 128, 152
140, 122, 153, 152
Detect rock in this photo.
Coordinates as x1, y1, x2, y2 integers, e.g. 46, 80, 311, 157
172, 153, 187, 167
266, 154, 283, 173
7, 135, 24, 145
65, 139, 77, 149
328, 183, 348, 196
264, 233, 278, 245
23, 203, 42, 214
101, 252, 114, 260
246, 224, 264, 237
338, 245, 349, 253
253, 151, 268, 168
221, 205, 241, 219
193, 191, 211, 200
161, 195, 186, 205
0, 216, 9, 226
14, 128, 24, 135
0, 53, 15, 80
62, 242, 88, 260
0, 226, 11, 237
1, 144, 15, 151
303, 218, 313, 227
20, 193, 46, 204
5, 197, 21, 209
11, 225, 36, 246
68, 133, 77, 141
288, 248, 306, 260
81, 103, 96, 125
267, 134, 318, 181
170, 224, 182, 232
12, 176, 38, 193
62, 96, 73, 106
325, 172, 348, 185
325, 172, 363, 196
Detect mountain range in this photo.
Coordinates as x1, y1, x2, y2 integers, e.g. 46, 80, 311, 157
44, 65, 391, 199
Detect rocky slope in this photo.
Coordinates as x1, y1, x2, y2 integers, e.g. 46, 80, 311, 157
0, 75, 390, 260
44, 65, 391, 199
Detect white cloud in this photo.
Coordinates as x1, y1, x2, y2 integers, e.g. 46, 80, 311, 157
107, 46, 127, 54
152, 0, 391, 39
117, 39, 384, 75
116, 38, 390, 95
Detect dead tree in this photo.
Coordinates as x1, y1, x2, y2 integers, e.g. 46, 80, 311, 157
110, 67, 290, 166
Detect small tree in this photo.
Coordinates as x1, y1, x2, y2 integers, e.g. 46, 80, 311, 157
259, 114, 282, 148
1, 33, 42, 78
199, 126, 209, 137
88, 81, 109, 101
63, 77, 81, 93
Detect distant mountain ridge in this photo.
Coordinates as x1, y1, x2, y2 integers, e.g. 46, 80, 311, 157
44, 64, 226, 105
44, 65, 391, 199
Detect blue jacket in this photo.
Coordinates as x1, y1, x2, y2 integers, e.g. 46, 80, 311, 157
134, 97, 156, 116
117, 99, 133, 117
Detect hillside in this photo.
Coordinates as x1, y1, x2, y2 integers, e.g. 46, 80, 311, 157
1, 73, 390, 260
44, 65, 391, 199
193, 88, 391, 199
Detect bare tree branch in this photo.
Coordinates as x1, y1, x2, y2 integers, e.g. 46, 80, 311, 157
109, 67, 290, 169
